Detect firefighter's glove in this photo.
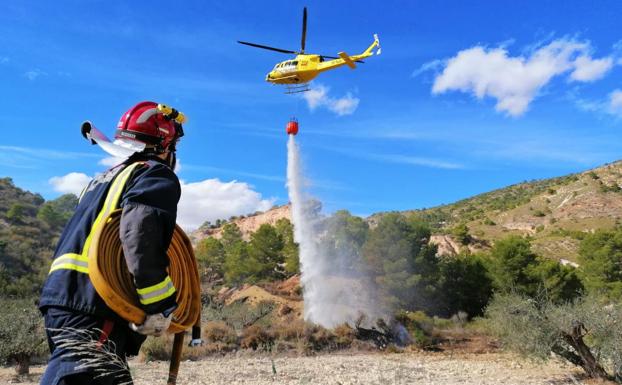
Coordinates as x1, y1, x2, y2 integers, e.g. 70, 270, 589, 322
130, 313, 172, 336
188, 338, 204, 347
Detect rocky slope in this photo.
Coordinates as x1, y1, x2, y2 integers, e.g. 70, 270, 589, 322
193, 161, 622, 261
422, 161, 622, 260
191, 204, 291, 243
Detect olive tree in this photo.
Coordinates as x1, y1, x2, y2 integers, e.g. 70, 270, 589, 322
486, 293, 622, 382
0, 298, 47, 375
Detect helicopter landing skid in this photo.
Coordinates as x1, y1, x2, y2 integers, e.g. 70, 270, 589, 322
285, 83, 310, 94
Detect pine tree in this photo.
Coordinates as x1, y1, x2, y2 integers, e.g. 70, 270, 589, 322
579, 227, 622, 298
248, 224, 285, 281
195, 237, 225, 277
274, 219, 299, 275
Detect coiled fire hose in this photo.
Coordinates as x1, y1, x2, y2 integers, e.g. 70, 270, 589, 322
88, 209, 202, 385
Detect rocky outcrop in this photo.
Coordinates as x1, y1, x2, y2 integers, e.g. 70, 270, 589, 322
430, 235, 462, 257
191, 204, 292, 243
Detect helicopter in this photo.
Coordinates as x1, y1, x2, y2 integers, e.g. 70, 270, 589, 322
238, 7, 381, 93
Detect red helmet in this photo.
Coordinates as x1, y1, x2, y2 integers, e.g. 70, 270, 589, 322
115, 101, 184, 153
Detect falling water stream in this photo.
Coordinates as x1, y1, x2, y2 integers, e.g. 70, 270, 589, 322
286, 135, 386, 328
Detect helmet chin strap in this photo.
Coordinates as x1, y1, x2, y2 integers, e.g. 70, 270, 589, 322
165, 151, 177, 171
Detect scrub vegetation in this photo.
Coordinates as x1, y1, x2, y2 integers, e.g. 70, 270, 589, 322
0, 177, 77, 297
2, 162, 622, 382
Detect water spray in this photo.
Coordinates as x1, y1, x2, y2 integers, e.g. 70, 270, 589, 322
286, 121, 388, 328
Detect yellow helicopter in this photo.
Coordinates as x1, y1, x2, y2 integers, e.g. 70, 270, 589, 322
238, 7, 381, 93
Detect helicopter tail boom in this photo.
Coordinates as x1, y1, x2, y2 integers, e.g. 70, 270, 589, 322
316, 34, 381, 72
361, 34, 381, 57
348, 34, 381, 63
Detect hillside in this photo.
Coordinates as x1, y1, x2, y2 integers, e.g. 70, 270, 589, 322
0, 178, 77, 296
3, 159, 622, 295
196, 161, 622, 262
403, 160, 622, 261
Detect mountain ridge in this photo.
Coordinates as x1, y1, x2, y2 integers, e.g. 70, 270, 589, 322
192, 160, 622, 261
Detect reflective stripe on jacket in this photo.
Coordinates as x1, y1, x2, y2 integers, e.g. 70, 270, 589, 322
39, 156, 181, 318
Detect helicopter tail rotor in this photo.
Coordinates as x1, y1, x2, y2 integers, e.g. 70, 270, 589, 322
360, 34, 381, 57
374, 34, 381, 55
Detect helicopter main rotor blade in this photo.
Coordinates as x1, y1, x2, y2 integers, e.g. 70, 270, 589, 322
301, 7, 307, 53
237, 41, 297, 54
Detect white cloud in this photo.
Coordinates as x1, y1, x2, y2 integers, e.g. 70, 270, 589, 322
99, 156, 181, 171
177, 179, 274, 230
49, 173, 92, 195
49, 166, 272, 231
609, 90, 622, 116
303, 86, 327, 110
570, 56, 613, 82
302, 84, 359, 116
24, 69, 46, 81
573, 89, 622, 118
99, 156, 126, 167
432, 39, 613, 116
412, 59, 444, 77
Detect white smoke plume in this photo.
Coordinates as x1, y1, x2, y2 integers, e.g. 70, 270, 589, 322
286, 135, 386, 328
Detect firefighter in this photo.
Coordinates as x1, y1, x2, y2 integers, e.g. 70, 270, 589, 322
39, 101, 185, 385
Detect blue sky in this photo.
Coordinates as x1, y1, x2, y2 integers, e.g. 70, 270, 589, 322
1, 1, 621, 228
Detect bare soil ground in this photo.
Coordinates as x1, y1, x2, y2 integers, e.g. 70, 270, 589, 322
2, 352, 587, 385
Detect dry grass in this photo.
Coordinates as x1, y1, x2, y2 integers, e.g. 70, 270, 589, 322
203, 321, 237, 345
49, 328, 132, 385
140, 321, 240, 362
240, 325, 275, 351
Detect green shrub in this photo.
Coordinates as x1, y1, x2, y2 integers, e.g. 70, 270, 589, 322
579, 227, 622, 298
0, 298, 47, 375
451, 223, 471, 245
195, 237, 225, 278
483, 218, 496, 226
486, 293, 621, 381
438, 254, 493, 317
395, 310, 434, 348
409, 327, 432, 348
140, 335, 170, 361
600, 182, 622, 193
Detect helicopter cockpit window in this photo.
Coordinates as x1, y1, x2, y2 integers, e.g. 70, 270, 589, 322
292, 61, 298, 66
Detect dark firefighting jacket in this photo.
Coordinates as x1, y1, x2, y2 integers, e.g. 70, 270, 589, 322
39, 155, 181, 319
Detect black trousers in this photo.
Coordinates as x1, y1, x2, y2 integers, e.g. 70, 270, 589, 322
39, 307, 145, 385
